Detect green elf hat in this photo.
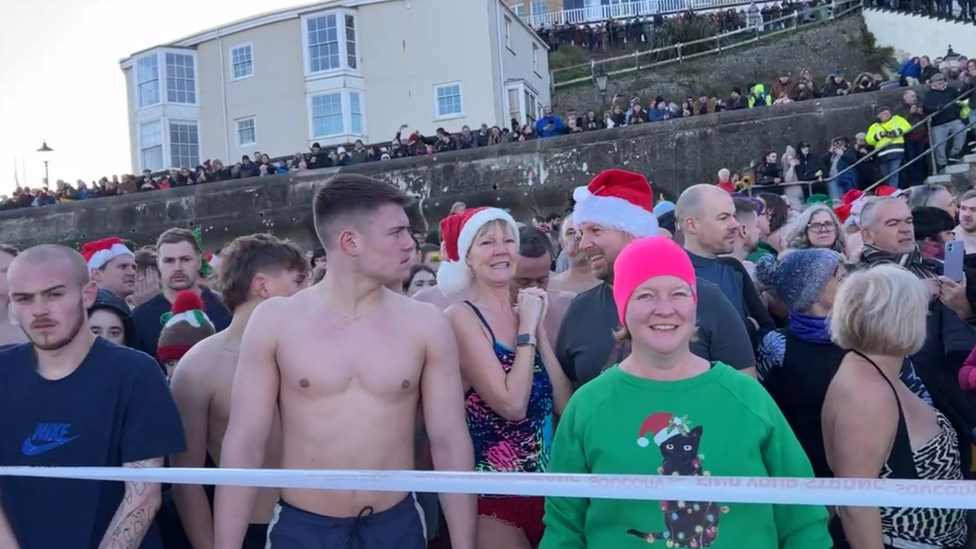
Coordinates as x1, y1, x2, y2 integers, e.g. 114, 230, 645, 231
804, 194, 832, 207
191, 228, 212, 279
157, 291, 215, 363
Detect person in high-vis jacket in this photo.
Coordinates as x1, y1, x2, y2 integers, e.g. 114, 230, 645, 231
865, 105, 912, 190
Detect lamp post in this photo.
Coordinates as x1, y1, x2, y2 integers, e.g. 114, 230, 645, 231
36, 140, 54, 188
595, 67, 609, 108
941, 45, 963, 77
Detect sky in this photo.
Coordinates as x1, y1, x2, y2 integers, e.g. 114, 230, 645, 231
0, 0, 299, 195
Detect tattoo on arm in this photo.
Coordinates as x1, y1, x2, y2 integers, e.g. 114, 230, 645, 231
97, 457, 164, 549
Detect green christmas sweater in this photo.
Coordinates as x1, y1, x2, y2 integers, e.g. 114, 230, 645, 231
539, 362, 831, 549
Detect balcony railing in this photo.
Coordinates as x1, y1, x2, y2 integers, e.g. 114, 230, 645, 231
522, 0, 759, 28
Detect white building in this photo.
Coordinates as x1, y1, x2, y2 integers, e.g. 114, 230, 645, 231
120, 0, 551, 173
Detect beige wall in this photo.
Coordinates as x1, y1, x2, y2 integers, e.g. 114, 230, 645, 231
357, 0, 497, 137
196, 18, 308, 164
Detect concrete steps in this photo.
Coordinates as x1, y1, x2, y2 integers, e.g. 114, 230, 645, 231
925, 158, 975, 192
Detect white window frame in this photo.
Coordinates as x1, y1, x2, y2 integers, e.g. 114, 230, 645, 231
230, 43, 254, 81
505, 82, 540, 127
511, 4, 525, 17
301, 9, 359, 78
165, 51, 198, 105
306, 89, 367, 141
139, 120, 164, 172
169, 119, 201, 169
136, 55, 160, 109
236, 116, 257, 147
434, 82, 464, 120
504, 16, 513, 51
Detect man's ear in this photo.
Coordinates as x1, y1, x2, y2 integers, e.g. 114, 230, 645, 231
91, 268, 103, 283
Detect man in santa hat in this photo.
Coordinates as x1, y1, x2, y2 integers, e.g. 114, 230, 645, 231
80, 237, 137, 301
556, 169, 757, 386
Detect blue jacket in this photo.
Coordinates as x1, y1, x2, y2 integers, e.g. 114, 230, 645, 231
534, 116, 565, 137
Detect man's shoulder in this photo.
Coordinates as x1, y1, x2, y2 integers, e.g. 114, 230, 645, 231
548, 288, 577, 306
568, 282, 608, 309
0, 343, 32, 377
95, 340, 162, 374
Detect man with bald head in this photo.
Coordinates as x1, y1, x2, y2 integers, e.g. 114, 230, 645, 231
676, 185, 775, 343
0, 245, 185, 549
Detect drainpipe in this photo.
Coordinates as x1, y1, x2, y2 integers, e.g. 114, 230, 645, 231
217, 28, 230, 162
495, 0, 506, 126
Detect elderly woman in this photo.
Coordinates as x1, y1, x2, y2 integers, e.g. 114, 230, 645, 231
441, 207, 573, 549
785, 204, 845, 254
756, 250, 931, 480
824, 264, 967, 549
541, 237, 831, 549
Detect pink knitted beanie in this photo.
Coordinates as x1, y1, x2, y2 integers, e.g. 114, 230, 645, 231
612, 237, 697, 324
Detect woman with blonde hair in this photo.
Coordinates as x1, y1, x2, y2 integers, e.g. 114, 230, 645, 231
440, 207, 573, 549
824, 264, 967, 549
785, 204, 845, 254
541, 237, 830, 549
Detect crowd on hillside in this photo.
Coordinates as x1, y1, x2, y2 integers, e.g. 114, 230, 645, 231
2, 48, 973, 212
534, 0, 836, 52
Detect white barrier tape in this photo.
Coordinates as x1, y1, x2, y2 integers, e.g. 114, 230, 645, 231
3, 468, 976, 509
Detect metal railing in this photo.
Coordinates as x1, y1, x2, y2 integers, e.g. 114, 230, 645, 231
524, 0, 755, 28
863, 116, 976, 193
551, 0, 858, 88
743, 87, 975, 197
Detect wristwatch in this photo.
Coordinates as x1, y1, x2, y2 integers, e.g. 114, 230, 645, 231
516, 333, 537, 347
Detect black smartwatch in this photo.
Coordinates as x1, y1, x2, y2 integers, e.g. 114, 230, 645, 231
516, 333, 537, 347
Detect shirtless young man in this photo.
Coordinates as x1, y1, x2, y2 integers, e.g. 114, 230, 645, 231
171, 234, 308, 549
214, 175, 477, 549
0, 244, 28, 347
953, 190, 976, 255
548, 213, 599, 295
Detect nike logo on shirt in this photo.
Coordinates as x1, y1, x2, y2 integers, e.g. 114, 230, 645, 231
21, 423, 81, 456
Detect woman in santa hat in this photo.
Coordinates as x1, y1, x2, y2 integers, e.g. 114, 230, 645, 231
540, 236, 830, 549
440, 206, 573, 549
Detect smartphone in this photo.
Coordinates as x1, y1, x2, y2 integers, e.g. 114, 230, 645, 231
944, 240, 965, 282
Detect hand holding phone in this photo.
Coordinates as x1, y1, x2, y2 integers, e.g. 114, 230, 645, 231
944, 240, 965, 282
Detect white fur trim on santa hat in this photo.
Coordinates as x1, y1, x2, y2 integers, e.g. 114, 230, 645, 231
436, 208, 519, 296
572, 186, 659, 237
654, 426, 681, 446
87, 243, 134, 274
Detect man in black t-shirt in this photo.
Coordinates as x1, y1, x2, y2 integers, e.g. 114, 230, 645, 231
556, 170, 756, 386
132, 228, 231, 359
0, 245, 185, 549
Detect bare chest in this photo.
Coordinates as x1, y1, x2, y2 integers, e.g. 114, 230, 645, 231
274, 315, 426, 399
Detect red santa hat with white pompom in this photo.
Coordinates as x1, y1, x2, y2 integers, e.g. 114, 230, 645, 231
637, 412, 687, 448
436, 207, 519, 296
80, 237, 134, 275
572, 169, 659, 237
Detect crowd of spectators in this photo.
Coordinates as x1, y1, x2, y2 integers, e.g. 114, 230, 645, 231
2, 39, 972, 213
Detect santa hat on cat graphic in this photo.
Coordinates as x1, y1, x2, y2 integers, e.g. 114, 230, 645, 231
637, 412, 687, 448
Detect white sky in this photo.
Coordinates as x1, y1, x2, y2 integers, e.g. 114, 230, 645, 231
0, 0, 298, 195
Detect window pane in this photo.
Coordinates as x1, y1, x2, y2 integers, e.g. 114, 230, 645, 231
345, 15, 357, 69
311, 93, 344, 137
350, 92, 363, 135
237, 118, 256, 146
166, 53, 196, 104
169, 121, 200, 168
232, 45, 253, 79
307, 15, 340, 72
136, 56, 160, 108
436, 84, 462, 117
139, 120, 164, 171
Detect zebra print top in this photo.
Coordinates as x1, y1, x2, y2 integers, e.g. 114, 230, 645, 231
880, 411, 967, 547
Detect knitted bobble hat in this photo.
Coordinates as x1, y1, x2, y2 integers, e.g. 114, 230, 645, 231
754, 248, 844, 312
157, 291, 215, 363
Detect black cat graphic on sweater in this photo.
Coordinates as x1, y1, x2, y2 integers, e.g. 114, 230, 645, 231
627, 425, 729, 547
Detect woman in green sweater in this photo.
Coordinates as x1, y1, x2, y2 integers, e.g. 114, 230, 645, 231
540, 237, 831, 549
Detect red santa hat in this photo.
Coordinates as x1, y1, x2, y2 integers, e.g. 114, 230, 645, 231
572, 169, 658, 237
874, 185, 899, 197
841, 189, 863, 205
437, 207, 519, 296
80, 237, 134, 274
637, 412, 687, 448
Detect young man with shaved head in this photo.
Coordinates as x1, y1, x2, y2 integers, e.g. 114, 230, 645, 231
171, 234, 308, 549
214, 175, 476, 549
0, 245, 185, 549
549, 213, 599, 295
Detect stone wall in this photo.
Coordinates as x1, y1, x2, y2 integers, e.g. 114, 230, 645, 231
0, 86, 908, 251
552, 14, 888, 114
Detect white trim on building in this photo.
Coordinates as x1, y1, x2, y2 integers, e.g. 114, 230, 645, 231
230, 43, 255, 81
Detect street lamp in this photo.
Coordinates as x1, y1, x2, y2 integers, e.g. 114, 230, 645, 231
940, 45, 963, 77
36, 140, 54, 188
595, 67, 609, 108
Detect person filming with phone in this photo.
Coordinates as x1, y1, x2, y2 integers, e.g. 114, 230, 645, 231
856, 197, 976, 460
